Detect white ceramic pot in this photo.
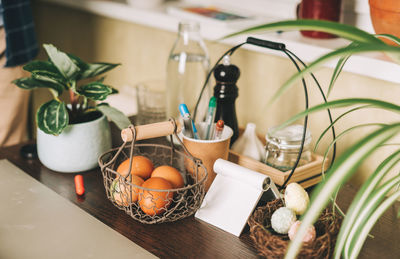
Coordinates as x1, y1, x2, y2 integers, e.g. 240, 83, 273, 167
37, 114, 112, 173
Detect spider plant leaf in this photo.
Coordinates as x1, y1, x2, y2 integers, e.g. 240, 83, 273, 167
327, 43, 357, 97
320, 123, 386, 178
348, 190, 400, 259
78, 82, 113, 101
334, 150, 400, 258
43, 44, 80, 80
222, 20, 382, 44
285, 123, 400, 259
36, 99, 69, 135
96, 103, 131, 130
343, 175, 400, 258
275, 98, 400, 133
314, 105, 373, 152
375, 34, 400, 46
269, 44, 400, 104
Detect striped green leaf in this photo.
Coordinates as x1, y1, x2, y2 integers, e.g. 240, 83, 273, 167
78, 82, 113, 101
36, 99, 69, 135
67, 53, 89, 72
223, 20, 382, 44
43, 44, 80, 80
348, 190, 400, 258
12, 77, 64, 96
327, 42, 357, 97
275, 98, 400, 133
375, 34, 400, 45
285, 123, 400, 259
334, 149, 400, 258
96, 103, 131, 130
269, 44, 400, 104
23, 60, 61, 76
314, 105, 373, 152
81, 62, 120, 79
343, 175, 400, 258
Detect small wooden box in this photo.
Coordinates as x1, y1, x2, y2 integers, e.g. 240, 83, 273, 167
228, 151, 328, 189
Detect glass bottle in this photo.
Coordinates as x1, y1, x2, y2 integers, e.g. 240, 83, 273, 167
213, 55, 239, 145
166, 21, 210, 124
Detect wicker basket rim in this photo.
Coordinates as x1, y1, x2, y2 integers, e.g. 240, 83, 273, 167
99, 143, 208, 192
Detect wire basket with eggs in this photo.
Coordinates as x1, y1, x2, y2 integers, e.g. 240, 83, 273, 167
98, 119, 207, 224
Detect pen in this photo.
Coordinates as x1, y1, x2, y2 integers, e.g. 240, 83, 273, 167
205, 96, 216, 140
179, 104, 199, 139
214, 120, 224, 140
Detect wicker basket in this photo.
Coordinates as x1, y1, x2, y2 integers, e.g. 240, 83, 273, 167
98, 120, 207, 224
248, 199, 342, 259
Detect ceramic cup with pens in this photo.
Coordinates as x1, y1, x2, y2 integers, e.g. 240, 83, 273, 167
181, 122, 233, 192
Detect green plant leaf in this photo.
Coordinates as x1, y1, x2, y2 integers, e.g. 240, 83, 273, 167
348, 190, 400, 259
276, 98, 400, 133
375, 34, 400, 45
12, 77, 63, 96
43, 44, 80, 80
269, 44, 400, 104
320, 123, 386, 178
285, 123, 400, 259
96, 103, 131, 130
80, 62, 120, 79
344, 175, 400, 258
314, 105, 373, 152
36, 99, 69, 135
223, 20, 383, 44
327, 42, 357, 97
334, 148, 400, 258
78, 82, 113, 101
23, 60, 60, 75
67, 53, 89, 72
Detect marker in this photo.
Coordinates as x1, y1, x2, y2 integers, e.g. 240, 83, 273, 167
205, 96, 217, 140
179, 104, 199, 139
74, 175, 85, 196
214, 120, 224, 140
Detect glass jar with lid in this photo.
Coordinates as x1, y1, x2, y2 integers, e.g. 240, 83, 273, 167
265, 124, 312, 171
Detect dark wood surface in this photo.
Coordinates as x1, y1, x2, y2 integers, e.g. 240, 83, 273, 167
1, 140, 399, 259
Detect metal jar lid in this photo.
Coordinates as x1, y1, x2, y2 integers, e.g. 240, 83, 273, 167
265, 124, 311, 150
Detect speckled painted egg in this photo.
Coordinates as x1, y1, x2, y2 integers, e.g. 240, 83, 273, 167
284, 183, 310, 215
288, 220, 316, 243
271, 207, 297, 234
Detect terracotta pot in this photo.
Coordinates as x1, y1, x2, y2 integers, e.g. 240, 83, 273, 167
298, 0, 342, 39
369, 0, 400, 45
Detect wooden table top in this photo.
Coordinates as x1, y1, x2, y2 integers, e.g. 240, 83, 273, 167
1, 140, 399, 259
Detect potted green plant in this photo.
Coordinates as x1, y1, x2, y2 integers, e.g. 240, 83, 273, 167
225, 20, 400, 258
13, 44, 131, 173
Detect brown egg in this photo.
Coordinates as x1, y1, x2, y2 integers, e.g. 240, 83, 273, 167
151, 165, 184, 189
139, 177, 174, 216
111, 175, 144, 206
116, 156, 153, 180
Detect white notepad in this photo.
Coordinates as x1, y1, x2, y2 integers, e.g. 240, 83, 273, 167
195, 159, 281, 237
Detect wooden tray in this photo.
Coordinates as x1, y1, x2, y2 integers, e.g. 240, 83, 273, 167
228, 150, 328, 189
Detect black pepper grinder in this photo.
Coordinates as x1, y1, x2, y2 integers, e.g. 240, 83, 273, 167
213, 55, 240, 145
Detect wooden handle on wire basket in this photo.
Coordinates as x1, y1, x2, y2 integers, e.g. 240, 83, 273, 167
121, 120, 182, 142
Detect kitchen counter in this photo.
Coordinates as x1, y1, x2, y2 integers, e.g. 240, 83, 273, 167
0, 138, 399, 258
